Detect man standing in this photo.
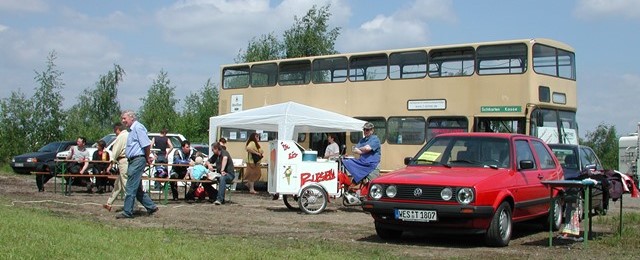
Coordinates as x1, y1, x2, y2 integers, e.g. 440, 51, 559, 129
212, 143, 235, 205
117, 110, 158, 219
103, 122, 128, 212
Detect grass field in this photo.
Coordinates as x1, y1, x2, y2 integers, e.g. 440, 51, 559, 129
0, 197, 396, 259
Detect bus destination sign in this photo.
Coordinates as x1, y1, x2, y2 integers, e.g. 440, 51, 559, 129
408, 99, 446, 110
480, 106, 522, 113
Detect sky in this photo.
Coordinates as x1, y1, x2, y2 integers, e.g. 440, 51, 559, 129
1, 0, 639, 137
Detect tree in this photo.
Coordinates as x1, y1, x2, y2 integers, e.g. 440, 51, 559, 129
582, 123, 619, 170
235, 4, 340, 63
174, 79, 219, 142
63, 65, 125, 141
139, 70, 179, 133
0, 91, 34, 162
282, 4, 340, 58
32, 51, 65, 145
235, 33, 283, 63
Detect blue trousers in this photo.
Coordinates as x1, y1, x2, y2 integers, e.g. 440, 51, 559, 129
122, 157, 156, 217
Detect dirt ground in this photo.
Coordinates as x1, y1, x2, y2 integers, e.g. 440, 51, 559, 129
2, 173, 639, 259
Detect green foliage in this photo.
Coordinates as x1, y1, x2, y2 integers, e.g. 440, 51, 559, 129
139, 70, 179, 133
582, 123, 619, 169
236, 32, 283, 63
31, 51, 66, 147
62, 64, 125, 142
0, 91, 34, 162
283, 4, 340, 58
174, 79, 219, 142
236, 4, 340, 63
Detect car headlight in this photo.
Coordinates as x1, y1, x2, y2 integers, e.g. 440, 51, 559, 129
385, 185, 397, 198
441, 187, 453, 201
12, 158, 15, 163
457, 188, 474, 204
369, 184, 383, 200
27, 158, 38, 163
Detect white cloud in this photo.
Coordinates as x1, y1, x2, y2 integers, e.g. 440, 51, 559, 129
155, 0, 348, 58
0, 0, 47, 12
60, 7, 140, 31
337, 0, 455, 52
0, 24, 7, 32
574, 0, 640, 20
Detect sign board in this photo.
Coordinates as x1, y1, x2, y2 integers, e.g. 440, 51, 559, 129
480, 106, 522, 113
230, 94, 243, 113
408, 99, 446, 110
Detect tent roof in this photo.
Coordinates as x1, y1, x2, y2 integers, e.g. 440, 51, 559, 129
209, 101, 366, 142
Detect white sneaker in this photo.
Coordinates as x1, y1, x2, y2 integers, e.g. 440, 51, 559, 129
214, 200, 221, 205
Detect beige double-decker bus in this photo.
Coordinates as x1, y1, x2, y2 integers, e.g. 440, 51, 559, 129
216, 38, 577, 171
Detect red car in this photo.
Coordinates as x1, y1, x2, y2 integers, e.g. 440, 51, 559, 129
362, 133, 564, 247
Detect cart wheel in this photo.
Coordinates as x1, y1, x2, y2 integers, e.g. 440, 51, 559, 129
298, 185, 328, 214
283, 195, 299, 210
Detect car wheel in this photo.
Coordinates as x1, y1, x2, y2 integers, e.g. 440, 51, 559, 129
282, 195, 299, 210
375, 222, 402, 240
541, 196, 563, 231
485, 202, 512, 247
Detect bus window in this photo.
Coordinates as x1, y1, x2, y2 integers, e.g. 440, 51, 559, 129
475, 117, 525, 134
251, 63, 278, 87
428, 48, 475, 77
533, 44, 576, 80
349, 54, 388, 81
388, 117, 425, 144
350, 117, 386, 144
312, 57, 348, 83
389, 51, 427, 79
477, 43, 527, 75
557, 49, 576, 80
279, 60, 311, 86
426, 117, 468, 141
222, 66, 250, 89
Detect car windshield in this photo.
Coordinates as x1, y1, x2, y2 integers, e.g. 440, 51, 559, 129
38, 142, 61, 153
412, 136, 510, 168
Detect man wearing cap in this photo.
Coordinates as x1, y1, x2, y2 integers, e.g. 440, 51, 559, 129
342, 122, 381, 184
117, 110, 158, 219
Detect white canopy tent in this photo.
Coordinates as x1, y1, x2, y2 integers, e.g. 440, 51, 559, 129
208, 101, 366, 145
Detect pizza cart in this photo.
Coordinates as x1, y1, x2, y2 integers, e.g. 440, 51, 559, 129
268, 139, 339, 214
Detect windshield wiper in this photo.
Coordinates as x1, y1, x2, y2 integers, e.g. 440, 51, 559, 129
415, 159, 451, 168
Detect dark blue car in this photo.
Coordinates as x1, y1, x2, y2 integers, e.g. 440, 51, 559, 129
11, 141, 76, 174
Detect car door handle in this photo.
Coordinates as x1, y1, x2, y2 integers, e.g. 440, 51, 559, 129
537, 174, 544, 180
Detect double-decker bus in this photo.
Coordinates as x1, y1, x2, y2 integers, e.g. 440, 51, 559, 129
215, 38, 577, 171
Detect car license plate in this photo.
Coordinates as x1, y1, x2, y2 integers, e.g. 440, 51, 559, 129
395, 209, 437, 222
15, 163, 24, 167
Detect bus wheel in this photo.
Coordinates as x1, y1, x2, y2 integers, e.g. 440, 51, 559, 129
298, 185, 328, 214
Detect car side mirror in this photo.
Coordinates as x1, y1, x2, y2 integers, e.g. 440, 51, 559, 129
584, 164, 596, 171
404, 157, 413, 165
518, 160, 534, 170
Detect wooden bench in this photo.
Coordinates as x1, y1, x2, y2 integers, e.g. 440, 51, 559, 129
56, 174, 113, 195
141, 177, 236, 205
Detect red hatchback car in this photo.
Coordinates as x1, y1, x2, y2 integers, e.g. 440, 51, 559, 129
363, 133, 564, 247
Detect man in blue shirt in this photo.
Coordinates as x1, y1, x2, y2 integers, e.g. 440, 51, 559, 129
117, 110, 158, 219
